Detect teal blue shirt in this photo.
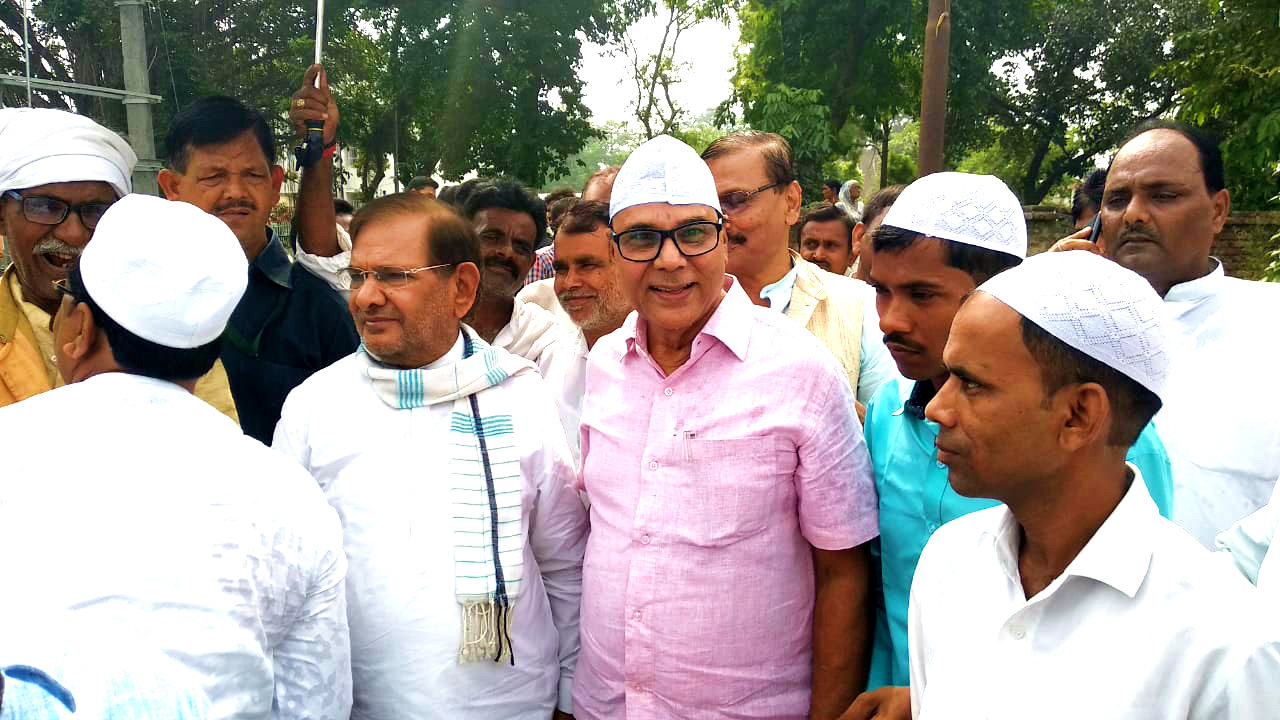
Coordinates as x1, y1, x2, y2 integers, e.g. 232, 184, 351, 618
864, 376, 1174, 690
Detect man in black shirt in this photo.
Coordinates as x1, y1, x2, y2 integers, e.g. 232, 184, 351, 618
158, 96, 358, 443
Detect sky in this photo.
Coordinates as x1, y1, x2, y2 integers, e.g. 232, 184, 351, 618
578, 11, 739, 127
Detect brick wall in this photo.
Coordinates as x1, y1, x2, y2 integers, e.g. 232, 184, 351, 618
1024, 208, 1280, 280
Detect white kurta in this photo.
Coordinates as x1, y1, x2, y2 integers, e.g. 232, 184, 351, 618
540, 328, 589, 465
273, 336, 587, 720
908, 469, 1280, 720
1157, 261, 1280, 546
0, 372, 351, 720
1217, 477, 1280, 598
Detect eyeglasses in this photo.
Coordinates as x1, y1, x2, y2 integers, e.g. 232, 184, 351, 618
3, 190, 114, 231
611, 220, 722, 262
718, 181, 784, 215
338, 263, 454, 291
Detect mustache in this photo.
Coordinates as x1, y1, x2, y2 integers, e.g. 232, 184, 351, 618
883, 333, 925, 353
33, 238, 82, 257
1118, 226, 1159, 244
213, 199, 256, 213
484, 257, 519, 277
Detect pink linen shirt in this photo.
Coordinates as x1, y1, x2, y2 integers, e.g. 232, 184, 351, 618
574, 276, 879, 720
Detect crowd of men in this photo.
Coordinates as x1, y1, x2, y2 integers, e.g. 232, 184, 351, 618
0, 60, 1278, 720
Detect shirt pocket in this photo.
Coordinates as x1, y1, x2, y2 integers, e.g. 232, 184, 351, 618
671, 436, 786, 548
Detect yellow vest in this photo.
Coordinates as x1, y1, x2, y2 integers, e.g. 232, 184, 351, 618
785, 252, 866, 393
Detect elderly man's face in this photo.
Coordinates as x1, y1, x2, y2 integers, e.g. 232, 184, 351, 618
348, 212, 471, 368
553, 225, 630, 335
799, 218, 854, 274
0, 180, 116, 315
705, 149, 802, 281
473, 207, 537, 298
158, 130, 283, 262
925, 292, 1064, 503
612, 202, 726, 341
1100, 129, 1229, 296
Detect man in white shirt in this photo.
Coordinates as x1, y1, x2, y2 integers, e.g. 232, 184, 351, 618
1054, 120, 1280, 546
908, 250, 1279, 720
0, 195, 351, 720
274, 192, 587, 720
700, 131, 897, 415
537, 200, 631, 461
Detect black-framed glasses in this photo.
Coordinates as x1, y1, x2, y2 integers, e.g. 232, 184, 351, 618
718, 181, 785, 215
3, 190, 114, 231
338, 263, 454, 291
610, 220, 722, 262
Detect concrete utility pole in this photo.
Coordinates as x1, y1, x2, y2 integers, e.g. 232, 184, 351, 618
918, 0, 951, 177
116, 0, 159, 195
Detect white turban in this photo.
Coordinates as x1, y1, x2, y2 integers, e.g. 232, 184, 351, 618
79, 194, 247, 349
610, 134, 720, 222
977, 250, 1169, 400
0, 108, 137, 199
882, 171, 1027, 259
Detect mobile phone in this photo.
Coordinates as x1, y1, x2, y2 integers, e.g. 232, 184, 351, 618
1086, 212, 1102, 244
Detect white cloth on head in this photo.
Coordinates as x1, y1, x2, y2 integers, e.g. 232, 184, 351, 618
609, 134, 720, 221
882, 171, 1026, 258
0, 108, 136, 198
977, 250, 1169, 400
79, 195, 246, 349
908, 467, 1280, 720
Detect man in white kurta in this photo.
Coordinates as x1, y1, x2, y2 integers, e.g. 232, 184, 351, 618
0, 195, 351, 720
909, 251, 1280, 720
274, 193, 586, 720
1096, 122, 1280, 546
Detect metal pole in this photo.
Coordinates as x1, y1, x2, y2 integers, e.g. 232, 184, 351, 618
918, 0, 951, 177
116, 0, 158, 195
22, 0, 32, 105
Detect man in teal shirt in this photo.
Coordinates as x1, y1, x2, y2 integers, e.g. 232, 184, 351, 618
846, 172, 1174, 717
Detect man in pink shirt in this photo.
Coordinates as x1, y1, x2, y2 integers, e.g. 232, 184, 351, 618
574, 134, 879, 720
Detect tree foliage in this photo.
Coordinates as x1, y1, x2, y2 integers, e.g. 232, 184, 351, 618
0, 0, 638, 194
1166, 0, 1280, 210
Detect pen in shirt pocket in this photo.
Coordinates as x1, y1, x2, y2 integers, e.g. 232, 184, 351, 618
683, 430, 696, 461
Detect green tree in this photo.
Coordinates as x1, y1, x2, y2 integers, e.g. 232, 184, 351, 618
1166, 0, 1280, 210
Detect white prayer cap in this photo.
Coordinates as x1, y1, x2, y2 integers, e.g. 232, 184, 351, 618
881, 171, 1027, 258
78, 195, 247, 349
0, 108, 137, 198
609, 134, 721, 222
977, 250, 1169, 400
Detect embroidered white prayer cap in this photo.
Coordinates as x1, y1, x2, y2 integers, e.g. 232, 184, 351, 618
977, 250, 1169, 400
881, 171, 1027, 258
0, 108, 137, 198
609, 134, 721, 222
78, 194, 247, 349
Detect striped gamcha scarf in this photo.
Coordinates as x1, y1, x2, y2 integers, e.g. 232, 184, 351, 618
362, 326, 537, 665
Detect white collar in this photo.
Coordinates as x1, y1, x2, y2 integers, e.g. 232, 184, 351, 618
985, 464, 1156, 599
1163, 258, 1226, 304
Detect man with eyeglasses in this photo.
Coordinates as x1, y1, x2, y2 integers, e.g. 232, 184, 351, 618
701, 131, 897, 420
0, 107, 238, 422
573, 135, 878, 720
274, 192, 586, 720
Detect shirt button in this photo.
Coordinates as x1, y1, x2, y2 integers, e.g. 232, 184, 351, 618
663, 387, 673, 396
640, 533, 651, 545
648, 460, 659, 470
1009, 625, 1026, 640
926, 522, 939, 534
936, 460, 946, 469
633, 610, 642, 619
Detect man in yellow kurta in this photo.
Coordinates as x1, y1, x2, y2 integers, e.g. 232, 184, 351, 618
0, 107, 237, 420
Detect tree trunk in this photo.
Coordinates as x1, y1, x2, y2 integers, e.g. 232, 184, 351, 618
918, 0, 951, 176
